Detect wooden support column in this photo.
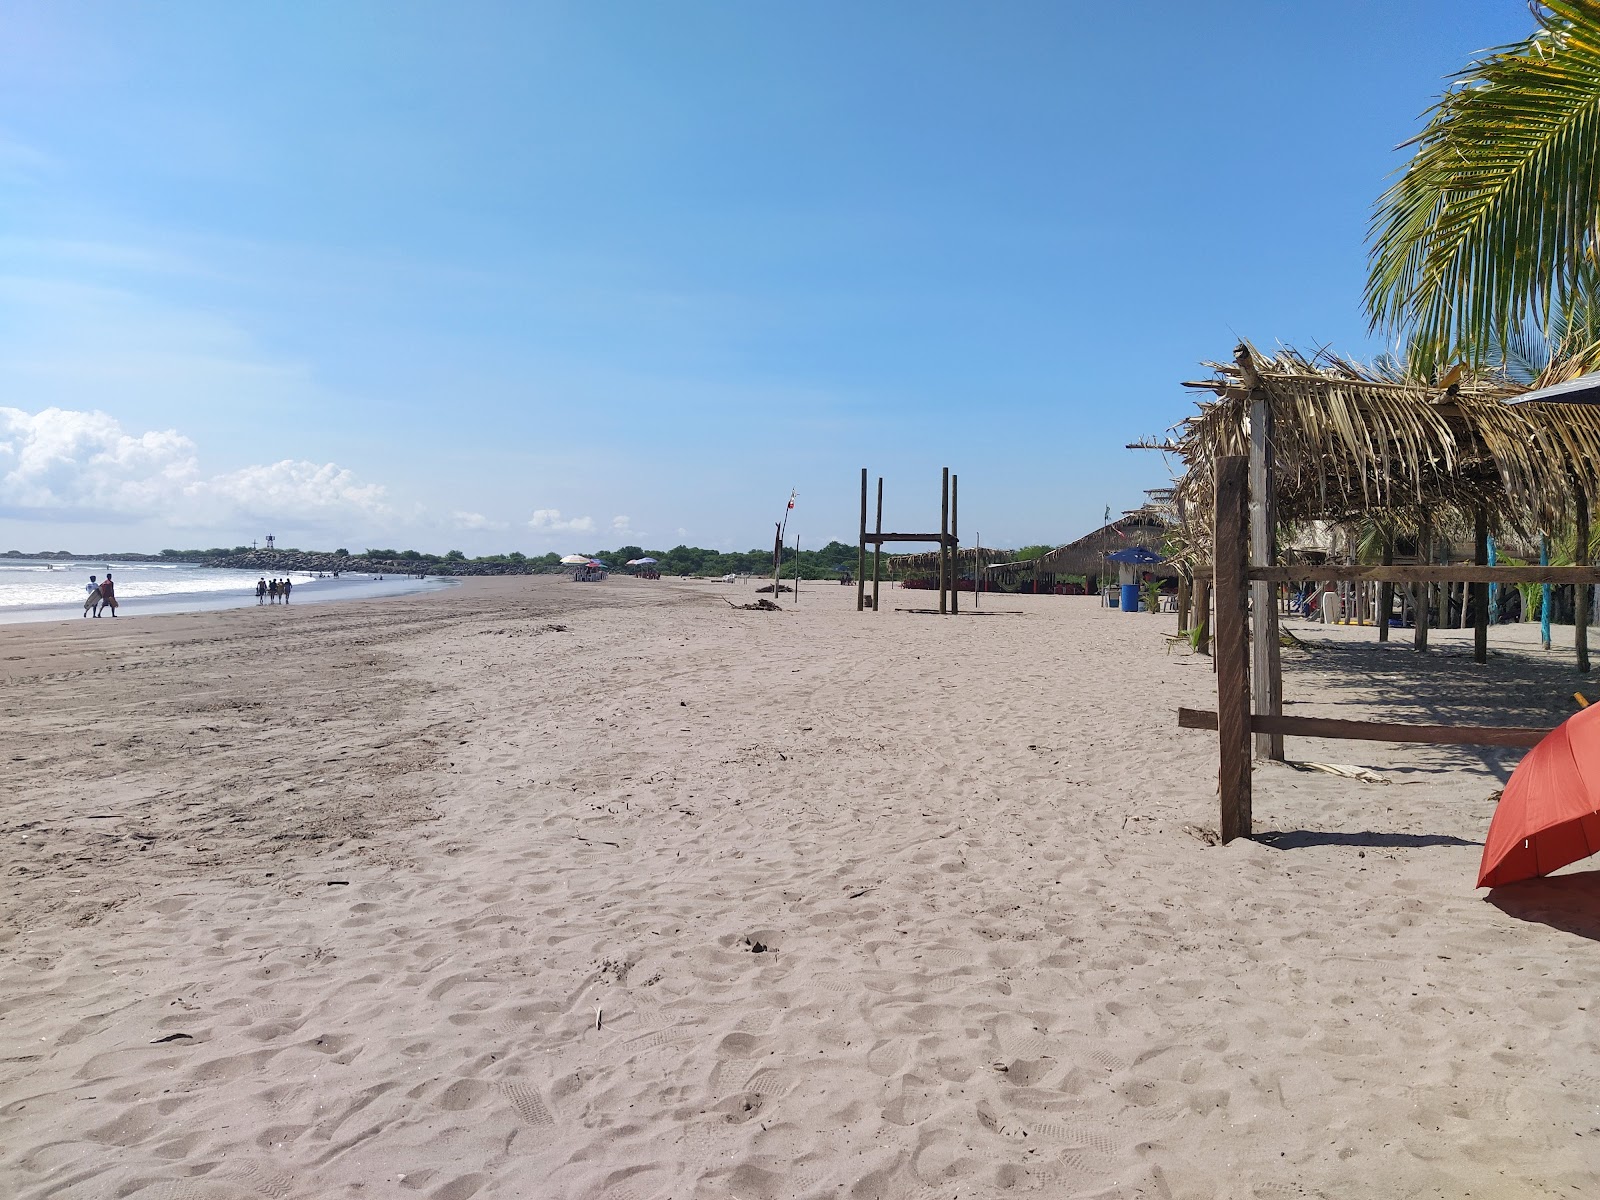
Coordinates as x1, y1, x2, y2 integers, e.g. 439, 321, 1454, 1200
939, 467, 950, 615
1542, 534, 1553, 650
1578, 489, 1591, 673
1214, 455, 1252, 842
950, 473, 960, 615
1243, 356, 1283, 761
856, 468, 867, 612
1413, 528, 1430, 652
872, 477, 884, 612
1195, 577, 1212, 655
1473, 508, 1489, 665
1177, 573, 1192, 633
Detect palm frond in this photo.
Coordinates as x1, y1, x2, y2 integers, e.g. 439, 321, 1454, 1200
1366, 1, 1600, 367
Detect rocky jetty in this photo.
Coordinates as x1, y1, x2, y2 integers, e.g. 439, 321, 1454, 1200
209, 550, 551, 577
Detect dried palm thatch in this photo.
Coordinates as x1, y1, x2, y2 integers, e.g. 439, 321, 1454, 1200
1170, 344, 1600, 557
884, 546, 1013, 577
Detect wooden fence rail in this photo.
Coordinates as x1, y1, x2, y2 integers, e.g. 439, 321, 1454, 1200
1177, 707, 1552, 749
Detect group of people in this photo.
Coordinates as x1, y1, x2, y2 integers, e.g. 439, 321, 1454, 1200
256, 576, 294, 604
82, 573, 118, 617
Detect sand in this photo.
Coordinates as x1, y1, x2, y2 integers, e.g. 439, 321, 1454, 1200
3, 576, 1598, 1199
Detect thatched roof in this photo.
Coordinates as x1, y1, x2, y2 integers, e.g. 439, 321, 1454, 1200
885, 546, 1013, 577
1169, 344, 1600, 553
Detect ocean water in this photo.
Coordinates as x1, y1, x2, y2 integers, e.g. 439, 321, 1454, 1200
0, 558, 454, 624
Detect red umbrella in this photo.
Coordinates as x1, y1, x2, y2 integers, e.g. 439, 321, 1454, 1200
1478, 703, 1600, 887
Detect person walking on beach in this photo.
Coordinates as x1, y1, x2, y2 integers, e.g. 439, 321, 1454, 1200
99, 572, 118, 617
268, 579, 278, 604
256, 577, 267, 605
83, 574, 102, 617
281, 577, 292, 604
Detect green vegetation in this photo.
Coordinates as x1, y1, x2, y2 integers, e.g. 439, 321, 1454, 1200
1015, 544, 1056, 561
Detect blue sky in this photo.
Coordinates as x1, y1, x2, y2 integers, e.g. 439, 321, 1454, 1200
0, 1, 1531, 554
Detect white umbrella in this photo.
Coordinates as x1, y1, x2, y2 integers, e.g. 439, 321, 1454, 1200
559, 554, 590, 565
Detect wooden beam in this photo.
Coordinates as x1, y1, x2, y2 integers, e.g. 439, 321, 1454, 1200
862, 533, 954, 544
1214, 455, 1252, 843
1247, 381, 1283, 761
951, 472, 960, 615
1473, 508, 1488, 665
1377, 535, 1393, 643
872, 476, 884, 612
1579, 488, 1591, 674
1241, 565, 1600, 585
1177, 707, 1552, 749
939, 467, 949, 616
857, 468, 867, 612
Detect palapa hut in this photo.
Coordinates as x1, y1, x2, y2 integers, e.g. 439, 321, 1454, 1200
887, 546, 1013, 592
981, 508, 1178, 596
1164, 343, 1600, 665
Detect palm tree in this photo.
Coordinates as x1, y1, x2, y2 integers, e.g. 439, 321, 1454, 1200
1366, 1, 1600, 377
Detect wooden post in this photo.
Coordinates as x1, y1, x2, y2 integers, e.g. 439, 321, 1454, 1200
872, 477, 883, 611
975, 533, 982, 610
950, 473, 960, 615
1413, 528, 1430, 652
1195, 577, 1212, 655
1542, 534, 1553, 651
1578, 489, 1591, 673
857, 469, 867, 612
794, 536, 801, 604
1214, 455, 1252, 842
1473, 508, 1489, 665
1243, 369, 1284, 761
1177, 572, 1192, 633
939, 467, 950, 615
1378, 533, 1393, 641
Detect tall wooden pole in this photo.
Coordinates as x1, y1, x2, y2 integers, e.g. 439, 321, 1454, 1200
794, 536, 801, 605
1377, 533, 1393, 642
939, 467, 950, 615
1195, 578, 1212, 655
856, 468, 867, 612
1473, 508, 1489, 665
872, 477, 883, 612
1215, 455, 1252, 842
1177, 572, 1192, 633
1577, 489, 1591, 673
1542, 534, 1553, 650
1413, 527, 1430, 651
1245, 368, 1283, 760
975, 533, 982, 610
951, 473, 960, 615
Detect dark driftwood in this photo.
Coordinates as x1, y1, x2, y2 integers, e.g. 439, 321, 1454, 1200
1214, 455, 1252, 843
1177, 707, 1551, 749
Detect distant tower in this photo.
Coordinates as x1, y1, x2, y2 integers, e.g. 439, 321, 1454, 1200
265, 534, 276, 551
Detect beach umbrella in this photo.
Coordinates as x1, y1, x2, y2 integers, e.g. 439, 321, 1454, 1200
1478, 704, 1600, 887
560, 554, 589, 565
634, 557, 657, 565
588, 559, 609, 568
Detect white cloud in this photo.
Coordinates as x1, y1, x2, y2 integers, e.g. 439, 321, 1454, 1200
527, 508, 595, 534
453, 510, 508, 532
0, 406, 388, 529
610, 514, 646, 538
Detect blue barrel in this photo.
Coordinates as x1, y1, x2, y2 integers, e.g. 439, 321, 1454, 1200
1120, 583, 1140, 613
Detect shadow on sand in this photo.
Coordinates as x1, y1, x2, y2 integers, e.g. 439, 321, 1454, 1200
1255, 830, 1480, 851
1486, 870, 1600, 941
